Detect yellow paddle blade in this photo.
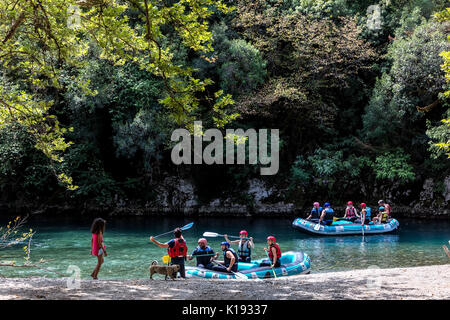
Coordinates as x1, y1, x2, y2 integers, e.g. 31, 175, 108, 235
333, 217, 338, 221
162, 255, 171, 264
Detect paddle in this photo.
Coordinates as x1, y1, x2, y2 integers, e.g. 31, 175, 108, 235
153, 222, 194, 239
443, 244, 450, 258
211, 260, 248, 280
202, 232, 248, 240
264, 249, 277, 279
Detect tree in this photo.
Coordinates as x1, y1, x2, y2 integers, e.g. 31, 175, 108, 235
0, 0, 234, 188
362, 19, 448, 147
426, 8, 450, 158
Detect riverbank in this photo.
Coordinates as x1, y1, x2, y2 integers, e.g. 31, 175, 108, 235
1, 264, 448, 300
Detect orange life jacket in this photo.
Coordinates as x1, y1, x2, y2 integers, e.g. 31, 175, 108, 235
268, 243, 282, 260
168, 238, 187, 258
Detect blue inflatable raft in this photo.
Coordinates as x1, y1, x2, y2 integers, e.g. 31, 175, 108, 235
185, 251, 311, 279
292, 218, 400, 236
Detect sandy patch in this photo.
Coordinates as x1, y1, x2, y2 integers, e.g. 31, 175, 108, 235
0, 264, 449, 300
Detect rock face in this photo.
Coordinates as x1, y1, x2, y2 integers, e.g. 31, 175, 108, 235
407, 176, 450, 218
150, 177, 198, 214
4, 176, 449, 218
139, 177, 295, 216
445, 176, 450, 202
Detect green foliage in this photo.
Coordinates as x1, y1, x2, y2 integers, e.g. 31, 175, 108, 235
426, 8, 450, 158
0, 0, 235, 189
218, 39, 267, 97
289, 149, 372, 195
371, 149, 415, 182
63, 143, 123, 205
362, 19, 448, 144
0, 125, 56, 198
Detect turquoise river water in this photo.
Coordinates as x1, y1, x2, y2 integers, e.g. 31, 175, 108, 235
0, 215, 449, 279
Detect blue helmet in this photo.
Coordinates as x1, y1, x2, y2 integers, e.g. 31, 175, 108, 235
379, 206, 385, 211
324, 202, 331, 207
221, 241, 230, 248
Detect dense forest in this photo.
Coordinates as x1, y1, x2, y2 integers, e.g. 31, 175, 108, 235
0, 0, 449, 216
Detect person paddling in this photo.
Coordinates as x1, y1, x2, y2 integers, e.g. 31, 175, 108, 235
319, 202, 334, 226
306, 202, 322, 223
212, 241, 238, 273
343, 201, 359, 222
90, 218, 107, 280
261, 236, 282, 268
187, 238, 215, 270
150, 227, 187, 279
224, 230, 254, 263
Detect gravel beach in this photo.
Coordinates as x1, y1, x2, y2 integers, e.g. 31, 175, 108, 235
0, 264, 449, 300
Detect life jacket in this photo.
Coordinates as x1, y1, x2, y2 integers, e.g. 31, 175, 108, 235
311, 207, 322, 219
194, 246, 214, 256
193, 246, 214, 266
223, 248, 239, 267
268, 243, 282, 260
168, 238, 187, 258
365, 207, 371, 219
237, 240, 251, 259
324, 208, 334, 221
381, 212, 388, 223
346, 207, 356, 217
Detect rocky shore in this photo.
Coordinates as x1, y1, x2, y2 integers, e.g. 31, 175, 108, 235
1, 264, 449, 300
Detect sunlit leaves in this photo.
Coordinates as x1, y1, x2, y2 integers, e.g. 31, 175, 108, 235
0, 0, 235, 190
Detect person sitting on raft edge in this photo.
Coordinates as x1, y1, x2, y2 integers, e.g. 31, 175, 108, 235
343, 201, 359, 222
358, 203, 372, 225
319, 202, 334, 226
261, 236, 282, 268
306, 202, 322, 223
374, 206, 388, 224
212, 241, 238, 273
378, 200, 391, 218
224, 230, 254, 263
150, 227, 187, 279
187, 238, 215, 270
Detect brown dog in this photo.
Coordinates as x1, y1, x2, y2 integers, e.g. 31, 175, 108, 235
149, 260, 180, 280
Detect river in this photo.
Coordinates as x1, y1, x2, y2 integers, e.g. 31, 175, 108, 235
0, 215, 449, 279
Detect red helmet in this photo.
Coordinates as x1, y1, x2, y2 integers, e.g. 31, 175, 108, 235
239, 230, 248, 236
197, 238, 207, 246
347, 201, 353, 206
313, 202, 320, 208
360, 203, 366, 208
267, 236, 276, 242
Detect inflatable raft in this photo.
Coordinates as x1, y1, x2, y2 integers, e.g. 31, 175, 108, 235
292, 217, 400, 236
185, 251, 310, 279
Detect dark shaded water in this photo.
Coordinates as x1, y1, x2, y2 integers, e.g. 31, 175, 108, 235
0, 215, 449, 279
